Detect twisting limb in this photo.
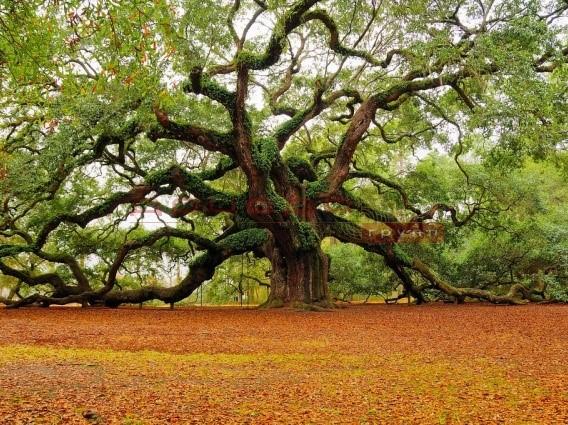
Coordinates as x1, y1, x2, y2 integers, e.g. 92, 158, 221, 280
227, 0, 241, 46
239, 5, 267, 50
300, 10, 384, 67
317, 210, 544, 305
312, 51, 535, 200
318, 189, 399, 225
4, 227, 270, 308
309, 148, 337, 167
0, 260, 79, 296
323, 98, 379, 194
316, 210, 425, 302
413, 203, 478, 227
347, 170, 422, 215
347, 169, 481, 225
185, 67, 238, 116
0, 165, 236, 259
151, 108, 236, 157
371, 116, 438, 145
35, 251, 91, 292
236, 0, 321, 70
101, 227, 220, 296
101, 228, 270, 307
410, 258, 542, 305
255, 32, 307, 117
274, 89, 362, 149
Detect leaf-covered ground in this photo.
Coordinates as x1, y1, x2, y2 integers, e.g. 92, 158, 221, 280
0, 304, 566, 424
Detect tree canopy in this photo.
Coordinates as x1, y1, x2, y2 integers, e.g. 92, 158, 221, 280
0, 0, 567, 308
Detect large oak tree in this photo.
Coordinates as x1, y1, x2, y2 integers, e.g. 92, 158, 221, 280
0, 0, 566, 307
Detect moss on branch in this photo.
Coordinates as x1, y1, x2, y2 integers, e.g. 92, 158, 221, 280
252, 138, 279, 173
188, 67, 237, 112
266, 183, 290, 213
0, 245, 36, 258
219, 228, 269, 251
286, 157, 316, 182
306, 180, 328, 199
296, 221, 319, 251
197, 157, 236, 181
235, 0, 320, 70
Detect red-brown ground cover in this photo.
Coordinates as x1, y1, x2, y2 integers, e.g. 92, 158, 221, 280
0, 304, 566, 424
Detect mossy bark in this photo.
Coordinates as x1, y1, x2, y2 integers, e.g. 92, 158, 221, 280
264, 245, 330, 308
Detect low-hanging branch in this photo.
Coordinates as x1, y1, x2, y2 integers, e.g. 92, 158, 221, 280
3, 227, 270, 308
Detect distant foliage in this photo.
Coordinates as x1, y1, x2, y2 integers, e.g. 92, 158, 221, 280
326, 243, 396, 301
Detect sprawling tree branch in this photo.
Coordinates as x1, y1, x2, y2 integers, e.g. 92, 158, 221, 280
2, 0, 566, 309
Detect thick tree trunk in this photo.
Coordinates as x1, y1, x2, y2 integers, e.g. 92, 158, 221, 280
257, 189, 332, 309
263, 244, 330, 309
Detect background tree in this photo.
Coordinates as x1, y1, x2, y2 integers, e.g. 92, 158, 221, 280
0, 0, 566, 308
399, 155, 568, 302
326, 243, 397, 303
